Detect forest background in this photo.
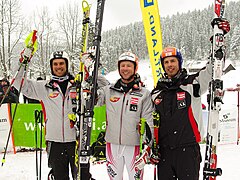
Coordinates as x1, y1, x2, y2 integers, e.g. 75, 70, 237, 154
0, 0, 239, 79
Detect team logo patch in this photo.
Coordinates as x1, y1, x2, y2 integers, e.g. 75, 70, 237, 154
154, 98, 162, 105
110, 96, 120, 102
177, 92, 185, 100
177, 100, 186, 109
177, 92, 186, 109
70, 91, 77, 99
49, 92, 59, 98
130, 97, 139, 105
130, 97, 138, 112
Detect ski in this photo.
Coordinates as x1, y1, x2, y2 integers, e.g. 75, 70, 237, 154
70, 0, 91, 179
203, 0, 228, 179
79, 0, 105, 164
152, 112, 160, 180
72, 0, 106, 179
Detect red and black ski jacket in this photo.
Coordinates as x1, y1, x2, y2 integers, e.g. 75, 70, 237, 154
151, 65, 212, 149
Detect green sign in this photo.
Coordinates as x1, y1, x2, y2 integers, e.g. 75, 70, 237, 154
11, 104, 106, 148
11, 104, 46, 148
91, 105, 106, 145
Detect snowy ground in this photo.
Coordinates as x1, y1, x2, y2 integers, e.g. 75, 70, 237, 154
0, 144, 240, 179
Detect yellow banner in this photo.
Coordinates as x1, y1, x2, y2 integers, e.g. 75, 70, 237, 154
139, 0, 163, 87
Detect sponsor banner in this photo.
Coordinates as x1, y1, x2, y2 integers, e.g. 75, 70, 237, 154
139, 0, 164, 86
202, 108, 238, 144
0, 103, 106, 150
11, 103, 106, 148
91, 105, 106, 145
219, 108, 238, 145
11, 104, 46, 148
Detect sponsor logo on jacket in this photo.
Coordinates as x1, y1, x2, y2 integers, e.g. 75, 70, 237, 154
110, 96, 120, 102
69, 91, 77, 99
154, 98, 162, 105
49, 92, 59, 98
130, 97, 139, 112
177, 92, 186, 109
130, 92, 143, 97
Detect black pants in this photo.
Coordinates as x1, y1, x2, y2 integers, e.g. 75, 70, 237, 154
47, 141, 92, 180
157, 144, 202, 180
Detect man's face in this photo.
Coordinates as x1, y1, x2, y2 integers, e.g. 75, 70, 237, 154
163, 56, 180, 78
119, 60, 135, 83
1, 81, 8, 93
52, 59, 67, 77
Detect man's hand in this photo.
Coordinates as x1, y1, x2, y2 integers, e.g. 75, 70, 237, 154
150, 152, 160, 165
211, 18, 230, 35
134, 146, 150, 170
19, 48, 33, 64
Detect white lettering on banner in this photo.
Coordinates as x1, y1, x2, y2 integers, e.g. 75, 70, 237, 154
91, 117, 106, 131
24, 122, 44, 131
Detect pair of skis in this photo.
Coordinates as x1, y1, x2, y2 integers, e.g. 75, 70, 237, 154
203, 0, 229, 180
73, 0, 106, 179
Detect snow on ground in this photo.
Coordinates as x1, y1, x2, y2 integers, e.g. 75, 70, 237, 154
1, 144, 240, 179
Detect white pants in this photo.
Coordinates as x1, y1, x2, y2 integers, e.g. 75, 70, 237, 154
106, 143, 144, 180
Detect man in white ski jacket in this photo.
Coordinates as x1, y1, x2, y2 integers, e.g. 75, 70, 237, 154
97, 51, 154, 180
13, 51, 94, 180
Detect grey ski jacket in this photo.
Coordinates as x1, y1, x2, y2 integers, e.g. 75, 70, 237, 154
97, 78, 154, 146
13, 67, 76, 143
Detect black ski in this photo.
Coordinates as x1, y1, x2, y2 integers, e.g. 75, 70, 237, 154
78, 0, 106, 171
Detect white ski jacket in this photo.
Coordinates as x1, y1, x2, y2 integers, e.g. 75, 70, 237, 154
13, 66, 76, 143
97, 78, 154, 146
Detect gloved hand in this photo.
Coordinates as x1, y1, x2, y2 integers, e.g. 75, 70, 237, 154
149, 143, 160, 165
211, 18, 230, 35
19, 48, 33, 64
81, 52, 92, 65
150, 154, 160, 164
134, 146, 150, 170
150, 151, 160, 165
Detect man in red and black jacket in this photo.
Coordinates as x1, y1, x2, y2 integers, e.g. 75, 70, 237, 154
151, 18, 230, 180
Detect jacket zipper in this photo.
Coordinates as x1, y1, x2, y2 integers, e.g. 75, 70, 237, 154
62, 94, 65, 141
119, 93, 127, 144
61, 85, 71, 142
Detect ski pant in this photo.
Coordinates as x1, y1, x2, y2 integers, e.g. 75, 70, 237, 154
47, 141, 92, 180
106, 142, 143, 180
157, 144, 202, 180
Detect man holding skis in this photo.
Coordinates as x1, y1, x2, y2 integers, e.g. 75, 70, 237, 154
150, 18, 230, 180
13, 51, 94, 180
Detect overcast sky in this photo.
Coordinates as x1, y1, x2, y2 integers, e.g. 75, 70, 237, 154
21, 0, 239, 31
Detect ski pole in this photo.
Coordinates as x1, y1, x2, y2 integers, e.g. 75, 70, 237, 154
39, 110, 43, 180
35, 110, 39, 180
135, 118, 146, 180
0, 30, 37, 108
1, 64, 28, 166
